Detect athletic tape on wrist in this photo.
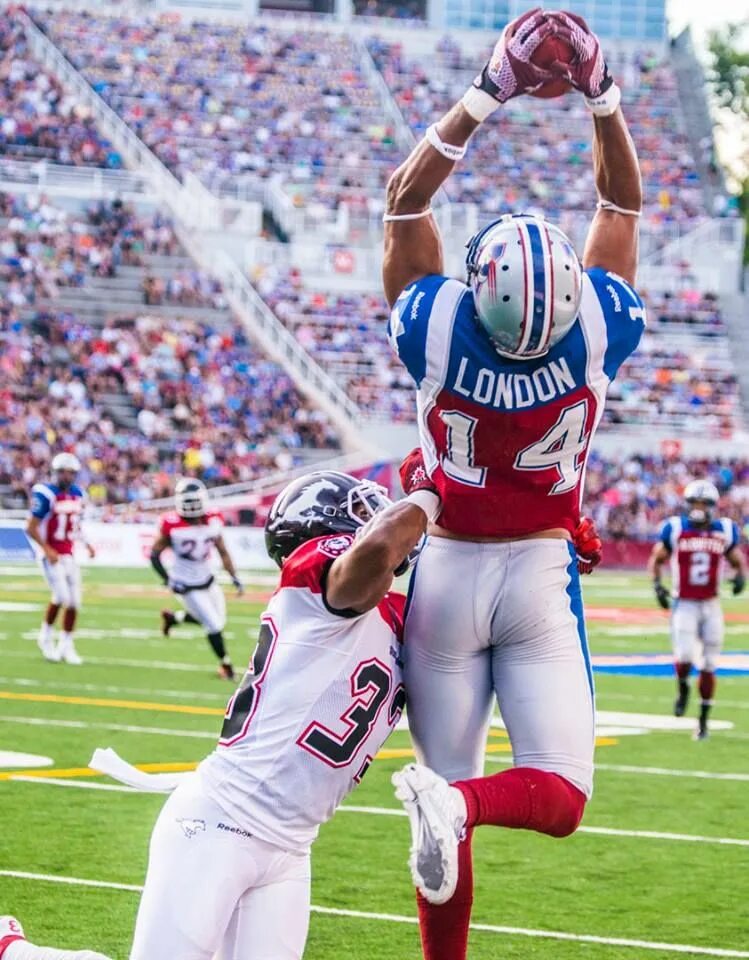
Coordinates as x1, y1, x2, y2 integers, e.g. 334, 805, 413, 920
460, 85, 500, 123
382, 208, 433, 223
424, 123, 467, 161
406, 489, 441, 523
597, 198, 642, 217
585, 82, 621, 116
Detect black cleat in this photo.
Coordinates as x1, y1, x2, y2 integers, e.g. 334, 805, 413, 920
218, 662, 236, 681
674, 683, 690, 717
693, 719, 709, 741
161, 610, 176, 637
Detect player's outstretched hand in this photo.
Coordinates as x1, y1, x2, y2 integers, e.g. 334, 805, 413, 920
232, 575, 245, 597
545, 11, 613, 100
472, 7, 556, 104
654, 581, 671, 610
399, 448, 438, 497
732, 571, 746, 596
573, 516, 602, 575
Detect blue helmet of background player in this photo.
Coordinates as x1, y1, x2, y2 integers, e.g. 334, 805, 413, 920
265, 471, 393, 569
684, 479, 719, 526
466, 214, 583, 359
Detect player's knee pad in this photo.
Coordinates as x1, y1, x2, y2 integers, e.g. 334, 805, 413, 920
534, 771, 587, 838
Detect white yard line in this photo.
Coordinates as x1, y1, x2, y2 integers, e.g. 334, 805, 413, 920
8, 777, 139, 793
0, 714, 216, 739
339, 806, 749, 847
0, 869, 746, 958
2, 651, 210, 673
484, 756, 749, 781
0, 676, 226, 702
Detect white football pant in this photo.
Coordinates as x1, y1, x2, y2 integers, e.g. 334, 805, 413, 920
130, 773, 311, 960
177, 582, 227, 634
42, 555, 82, 609
671, 598, 724, 672
404, 537, 595, 797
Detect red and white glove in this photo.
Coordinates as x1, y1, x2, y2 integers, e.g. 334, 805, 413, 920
399, 447, 438, 497
573, 516, 603, 575
462, 8, 555, 119
546, 11, 617, 111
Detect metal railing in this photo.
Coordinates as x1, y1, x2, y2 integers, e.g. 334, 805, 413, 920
0, 157, 151, 198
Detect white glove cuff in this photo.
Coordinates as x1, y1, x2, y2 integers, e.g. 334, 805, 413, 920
406, 490, 441, 524
585, 82, 621, 117
460, 86, 500, 123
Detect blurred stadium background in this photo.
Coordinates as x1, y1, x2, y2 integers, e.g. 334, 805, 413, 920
0, 0, 746, 567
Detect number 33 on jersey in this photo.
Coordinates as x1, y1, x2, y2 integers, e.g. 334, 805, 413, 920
388, 267, 646, 538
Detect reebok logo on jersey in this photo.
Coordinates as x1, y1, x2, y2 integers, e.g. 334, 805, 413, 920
410, 290, 425, 321
452, 356, 576, 409
177, 818, 206, 839
217, 822, 253, 840
605, 284, 622, 313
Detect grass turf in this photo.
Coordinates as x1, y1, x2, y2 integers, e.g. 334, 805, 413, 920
0, 566, 747, 959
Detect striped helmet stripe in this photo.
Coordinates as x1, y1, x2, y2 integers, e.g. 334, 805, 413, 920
515, 221, 535, 354
523, 220, 550, 354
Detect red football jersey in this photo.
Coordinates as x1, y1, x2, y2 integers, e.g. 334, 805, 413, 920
388, 269, 645, 538
29, 482, 85, 555
661, 515, 740, 600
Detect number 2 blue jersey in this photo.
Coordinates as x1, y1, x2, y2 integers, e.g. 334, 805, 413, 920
388, 267, 646, 538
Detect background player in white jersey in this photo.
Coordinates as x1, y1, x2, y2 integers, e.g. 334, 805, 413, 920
126, 469, 438, 960
648, 479, 745, 739
25, 453, 95, 665
150, 478, 244, 679
381, 9, 644, 952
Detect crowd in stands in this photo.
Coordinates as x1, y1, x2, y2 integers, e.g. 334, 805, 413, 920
353, 0, 426, 19
0, 194, 340, 508
584, 454, 749, 540
37, 11, 401, 218
0, 18, 122, 168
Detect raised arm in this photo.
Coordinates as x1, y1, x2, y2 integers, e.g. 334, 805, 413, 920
549, 12, 642, 285
383, 8, 556, 308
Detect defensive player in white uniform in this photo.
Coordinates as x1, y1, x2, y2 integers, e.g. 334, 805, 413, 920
151, 479, 244, 679
128, 470, 437, 960
25, 453, 95, 665
648, 479, 745, 739
381, 9, 645, 950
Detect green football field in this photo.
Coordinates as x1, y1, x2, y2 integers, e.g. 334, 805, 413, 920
0, 565, 747, 960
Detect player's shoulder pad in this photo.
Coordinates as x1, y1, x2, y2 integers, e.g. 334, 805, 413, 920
159, 512, 182, 536
719, 517, 741, 550
70, 484, 85, 498
280, 534, 356, 591
584, 267, 647, 380
30, 483, 55, 517
387, 274, 458, 386
660, 516, 680, 549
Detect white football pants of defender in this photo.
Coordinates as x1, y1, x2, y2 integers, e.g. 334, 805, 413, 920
177, 582, 227, 634
404, 537, 595, 797
671, 598, 724, 672
130, 773, 311, 960
42, 555, 82, 609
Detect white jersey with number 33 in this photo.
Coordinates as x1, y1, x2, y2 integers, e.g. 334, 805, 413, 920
198, 534, 406, 852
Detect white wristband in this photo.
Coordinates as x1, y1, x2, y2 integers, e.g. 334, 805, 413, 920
382, 208, 433, 223
424, 123, 467, 161
597, 198, 641, 217
406, 490, 441, 524
585, 82, 621, 117
460, 85, 500, 123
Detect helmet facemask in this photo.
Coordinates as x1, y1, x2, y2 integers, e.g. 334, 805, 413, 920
175, 480, 208, 520
686, 499, 713, 526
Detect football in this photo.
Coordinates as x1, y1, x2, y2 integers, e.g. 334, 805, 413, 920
530, 29, 574, 99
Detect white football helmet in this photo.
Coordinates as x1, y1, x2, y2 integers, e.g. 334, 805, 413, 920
466, 214, 582, 359
51, 452, 81, 474
684, 479, 719, 525
175, 478, 209, 519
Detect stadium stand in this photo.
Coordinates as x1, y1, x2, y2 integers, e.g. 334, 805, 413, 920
0, 18, 122, 169
0, 192, 340, 509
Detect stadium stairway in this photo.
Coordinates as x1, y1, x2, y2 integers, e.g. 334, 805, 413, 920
720, 291, 749, 426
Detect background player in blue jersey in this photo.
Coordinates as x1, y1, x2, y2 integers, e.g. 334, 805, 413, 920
649, 479, 746, 740
381, 9, 646, 955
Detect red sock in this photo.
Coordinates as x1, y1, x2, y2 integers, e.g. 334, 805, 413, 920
63, 607, 77, 632
454, 767, 586, 838
416, 828, 474, 960
45, 602, 60, 625
698, 670, 716, 703
675, 661, 692, 680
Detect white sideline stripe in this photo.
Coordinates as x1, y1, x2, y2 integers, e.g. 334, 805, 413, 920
340, 806, 749, 847
485, 756, 749, 782
1, 870, 748, 958
0, 715, 216, 739
9, 777, 139, 793
0, 675, 227, 702
3, 651, 209, 672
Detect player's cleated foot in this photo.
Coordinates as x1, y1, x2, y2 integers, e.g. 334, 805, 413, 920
218, 662, 235, 681
674, 687, 690, 717
392, 763, 467, 905
161, 610, 176, 637
37, 638, 61, 663
693, 720, 709, 741
58, 642, 83, 666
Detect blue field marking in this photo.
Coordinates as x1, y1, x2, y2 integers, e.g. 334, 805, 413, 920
592, 652, 749, 677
